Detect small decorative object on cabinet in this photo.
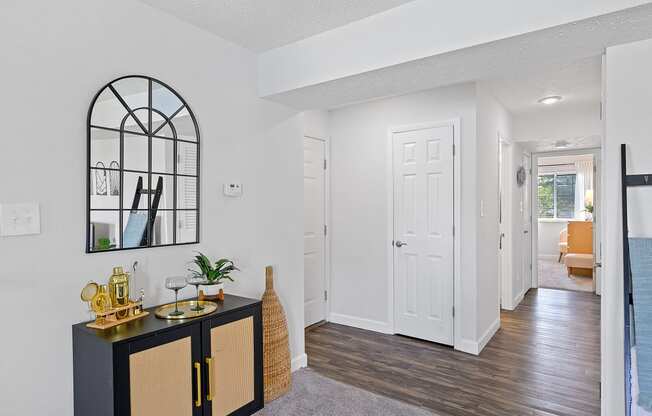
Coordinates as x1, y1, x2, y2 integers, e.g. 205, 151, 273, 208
154, 300, 217, 320
73, 294, 263, 416
109, 267, 130, 318
261, 266, 291, 402
91, 284, 112, 314
80, 267, 149, 330
164, 276, 188, 317
188, 252, 239, 302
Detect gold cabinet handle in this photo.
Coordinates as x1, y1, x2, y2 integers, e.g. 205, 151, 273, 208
205, 357, 214, 401
194, 362, 202, 408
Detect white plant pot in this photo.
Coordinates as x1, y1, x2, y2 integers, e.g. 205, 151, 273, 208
202, 282, 224, 296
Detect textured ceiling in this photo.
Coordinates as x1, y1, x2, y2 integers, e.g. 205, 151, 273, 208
138, 0, 413, 52
265, 3, 652, 110
519, 136, 602, 153
484, 56, 602, 115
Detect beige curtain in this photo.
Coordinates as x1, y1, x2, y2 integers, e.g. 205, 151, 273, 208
575, 160, 593, 218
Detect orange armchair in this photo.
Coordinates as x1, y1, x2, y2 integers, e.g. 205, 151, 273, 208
558, 228, 568, 262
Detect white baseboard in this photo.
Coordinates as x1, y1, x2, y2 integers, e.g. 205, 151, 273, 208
513, 289, 526, 308
538, 254, 559, 261
328, 313, 393, 334
291, 353, 308, 372
503, 288, 527, 311
455, 338, 479, 355
455, 317, 501, 355
478, 317, 501, 353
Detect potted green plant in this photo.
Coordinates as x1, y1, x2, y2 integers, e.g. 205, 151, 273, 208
188, 252, 239, 299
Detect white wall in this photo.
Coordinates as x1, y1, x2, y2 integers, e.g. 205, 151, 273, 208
538, 221, 567, 258
476, 84, 512, 336
302, 110, 330, 140
328, 83, 485, 349
513, 103, 602, 143
0, 1, 306, 414
603, 38, 652, 416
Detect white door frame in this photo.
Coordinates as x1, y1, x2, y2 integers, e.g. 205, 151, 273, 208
498, 134, 513, 310
386, 119, 462, 348
521, 151, 533, 300
305, 135, 332, 323
529, 147, 601, 291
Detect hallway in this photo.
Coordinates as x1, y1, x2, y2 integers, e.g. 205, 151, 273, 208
306, 289, 600, 416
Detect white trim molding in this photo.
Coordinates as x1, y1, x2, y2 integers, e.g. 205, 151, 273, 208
328, 313, 394, 334
478, 318, 501, 353
530, 147, 601, 290
456, 318, 501, 355
291, 353, 308, 372
503, 288, 527, 311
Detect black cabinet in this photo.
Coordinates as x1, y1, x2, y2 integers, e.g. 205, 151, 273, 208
73, 295, 263, 416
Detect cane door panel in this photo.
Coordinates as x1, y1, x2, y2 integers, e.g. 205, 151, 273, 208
130, 337, 193, 416
117, 323, 203, 416
209, 317, 254, 416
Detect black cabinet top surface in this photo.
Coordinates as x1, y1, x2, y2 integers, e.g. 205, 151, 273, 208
72, 294, 261, 345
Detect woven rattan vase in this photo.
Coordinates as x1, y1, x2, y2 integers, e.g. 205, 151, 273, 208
262, 266, 291, 402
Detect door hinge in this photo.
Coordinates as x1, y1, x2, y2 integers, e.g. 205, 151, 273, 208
452, 306, 455, 317
324, 159, 327, 170
452, 225, 455, 236
324, 290, 328, 301
600, 102, 603, 121
452, 144, 456, 156
324, 224, 328, 236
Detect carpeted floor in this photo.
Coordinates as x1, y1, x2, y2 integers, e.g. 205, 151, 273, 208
256, 369, 435, 416
538, 258, 593, 292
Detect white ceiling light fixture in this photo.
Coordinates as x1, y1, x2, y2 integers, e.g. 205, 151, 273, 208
554, 140, 570, 149
538, 95, 563, 105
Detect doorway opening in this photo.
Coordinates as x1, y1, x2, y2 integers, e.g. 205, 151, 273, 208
532, 150, 601, 294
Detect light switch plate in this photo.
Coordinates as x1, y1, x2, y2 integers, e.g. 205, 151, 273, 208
0, 202, 41, 236
223, 183, 243, 197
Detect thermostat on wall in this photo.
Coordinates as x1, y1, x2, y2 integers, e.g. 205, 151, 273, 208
223, 183, 243, 197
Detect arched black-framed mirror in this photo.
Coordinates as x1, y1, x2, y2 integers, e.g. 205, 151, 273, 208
87, 75, 200, 253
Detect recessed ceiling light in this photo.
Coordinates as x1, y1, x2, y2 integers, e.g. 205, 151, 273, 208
554, 140, 570, 149
538, 95, 563, 105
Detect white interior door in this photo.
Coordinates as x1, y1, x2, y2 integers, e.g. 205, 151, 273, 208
521, 153, 532, 294
393, 124, 454, 345
593, 154, 602, 294
304, 137, 326, 327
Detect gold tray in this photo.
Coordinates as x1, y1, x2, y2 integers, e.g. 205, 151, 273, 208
155, 300, 217, 320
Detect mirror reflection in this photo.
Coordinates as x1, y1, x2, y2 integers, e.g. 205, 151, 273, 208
88, 76, 200, 252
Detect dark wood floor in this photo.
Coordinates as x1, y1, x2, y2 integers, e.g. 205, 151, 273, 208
306, 288, 600, 416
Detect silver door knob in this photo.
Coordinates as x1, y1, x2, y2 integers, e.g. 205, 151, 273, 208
395, 241, 407, 247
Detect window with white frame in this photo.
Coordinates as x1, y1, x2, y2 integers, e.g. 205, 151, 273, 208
537, 170, 576, 219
